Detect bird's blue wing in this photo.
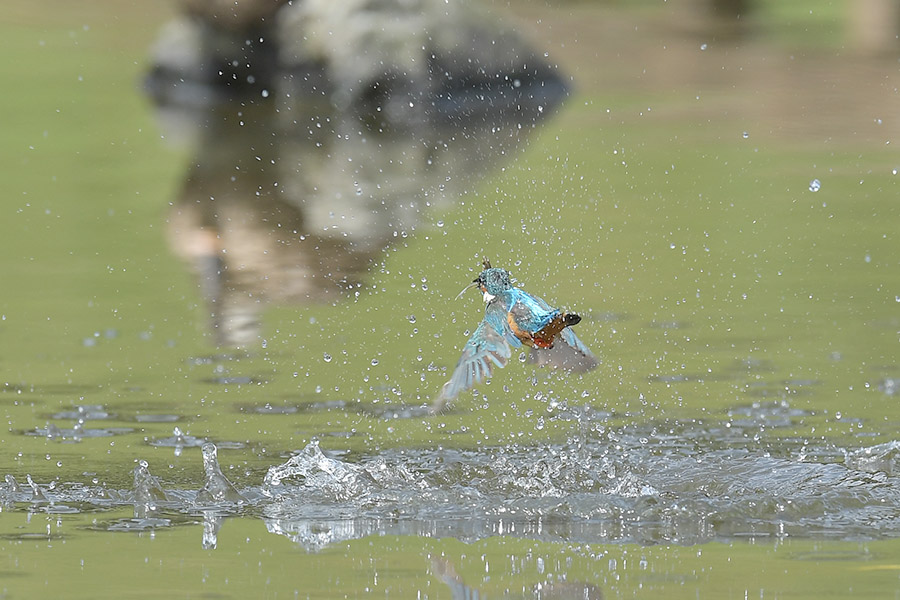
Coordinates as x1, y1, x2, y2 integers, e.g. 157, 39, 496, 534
432, 301, 521, 412
529, 325, 599, 372
506, 288, 558, 333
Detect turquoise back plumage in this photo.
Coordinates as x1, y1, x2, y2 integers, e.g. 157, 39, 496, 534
500, 288, 560, 334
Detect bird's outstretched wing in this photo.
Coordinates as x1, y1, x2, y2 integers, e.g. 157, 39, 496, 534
432, 302, 521, 413
529, 326, 599, 372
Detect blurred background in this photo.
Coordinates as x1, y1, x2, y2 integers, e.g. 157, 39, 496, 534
2, 0, 900, 597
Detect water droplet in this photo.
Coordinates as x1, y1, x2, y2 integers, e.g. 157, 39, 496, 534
700, 43, 708, 50
742, 131, 749, 139
436, 220, 444, 228
323, 353, 332, 363
808, 178, 821, 192
407, 315, 417, 323
371, 359, 379, 366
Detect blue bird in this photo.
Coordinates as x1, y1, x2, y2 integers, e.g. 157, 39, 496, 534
433, 259, 598, 412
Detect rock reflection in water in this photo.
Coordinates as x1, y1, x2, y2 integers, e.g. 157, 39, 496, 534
146, 0, 569, 346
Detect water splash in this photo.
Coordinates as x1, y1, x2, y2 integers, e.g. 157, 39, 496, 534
844, 441, 900, 476
2, 425, 900, 551
25, 475, 48, 504
5, 474, 21, 493
196, 443, 245, 504
263, 439, 373, 501
133, 459, 169, 518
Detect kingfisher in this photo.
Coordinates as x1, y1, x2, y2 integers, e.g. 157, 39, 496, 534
433, 259, 598, 412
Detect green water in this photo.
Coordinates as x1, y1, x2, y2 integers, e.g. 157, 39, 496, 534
2, 507, 899, 598
2, 0, 900, 597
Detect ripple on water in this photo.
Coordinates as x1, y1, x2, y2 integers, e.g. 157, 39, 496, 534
133, 414, 181, 423
51, 405, 112, 420
147, 426, 206, 449
24, 422, 134, 441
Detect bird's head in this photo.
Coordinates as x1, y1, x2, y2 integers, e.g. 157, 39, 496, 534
453, 258, 513, 301
475, 258, 512, 297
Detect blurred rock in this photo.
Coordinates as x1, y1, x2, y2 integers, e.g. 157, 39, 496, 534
146, 0, 567, 123
146, 0, 568, 347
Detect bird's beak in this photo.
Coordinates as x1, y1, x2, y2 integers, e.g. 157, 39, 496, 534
454, 280, 480, 300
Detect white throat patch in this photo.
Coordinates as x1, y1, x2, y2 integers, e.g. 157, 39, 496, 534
482, 291, 496, 304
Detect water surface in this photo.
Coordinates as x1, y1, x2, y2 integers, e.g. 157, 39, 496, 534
2, 0, 900, 598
